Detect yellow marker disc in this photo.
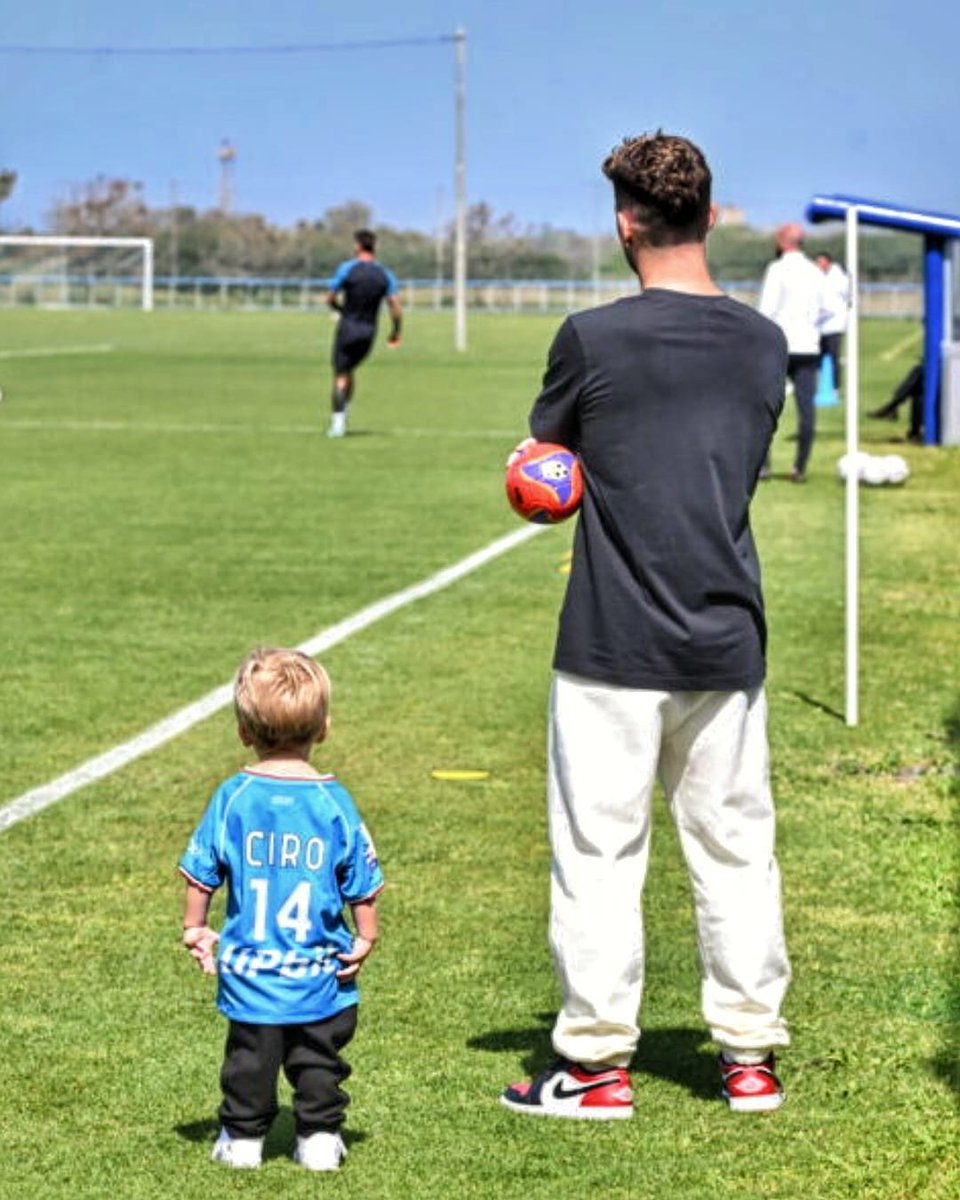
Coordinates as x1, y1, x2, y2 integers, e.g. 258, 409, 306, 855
430, 769, 491, 782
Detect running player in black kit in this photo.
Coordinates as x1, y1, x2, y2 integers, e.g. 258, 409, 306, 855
325, 229, 403, 438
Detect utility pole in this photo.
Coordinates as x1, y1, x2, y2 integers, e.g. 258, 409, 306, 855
453, 28, 467, 351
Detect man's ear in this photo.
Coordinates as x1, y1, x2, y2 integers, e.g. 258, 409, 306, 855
707, 202, 719, 232
616, 209, 636, 246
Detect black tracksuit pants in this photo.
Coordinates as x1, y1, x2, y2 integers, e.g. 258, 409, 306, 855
219, 1005, 358, 1139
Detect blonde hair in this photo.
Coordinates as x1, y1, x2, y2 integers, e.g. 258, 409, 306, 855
233, 647, 331, 753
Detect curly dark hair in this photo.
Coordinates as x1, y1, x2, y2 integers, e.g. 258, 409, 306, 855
602, 132, 712, 247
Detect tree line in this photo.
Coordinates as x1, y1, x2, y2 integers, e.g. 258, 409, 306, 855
2, 173, 927, 282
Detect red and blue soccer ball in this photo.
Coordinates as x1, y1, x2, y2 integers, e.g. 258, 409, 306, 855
505, 440, 583, 524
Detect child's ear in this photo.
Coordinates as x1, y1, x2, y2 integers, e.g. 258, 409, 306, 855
315, 714, 332, 745
238, 722, 254, 747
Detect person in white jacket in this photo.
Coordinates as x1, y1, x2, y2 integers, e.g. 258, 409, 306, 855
815, 251, 849, 390
758, 223, 827, 481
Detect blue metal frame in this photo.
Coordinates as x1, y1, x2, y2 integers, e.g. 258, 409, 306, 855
806, 194, 960, 446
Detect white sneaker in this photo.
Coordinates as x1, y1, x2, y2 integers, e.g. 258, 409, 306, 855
294, 1131, 347, 1172
211, 1128, 263, 1169
328, 411, 347, 438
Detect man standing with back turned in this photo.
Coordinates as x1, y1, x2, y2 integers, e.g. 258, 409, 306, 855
500, 132, 792, 1119
325, 229, 402, 438
758, 222, 825, 481
815, 250, 850, 393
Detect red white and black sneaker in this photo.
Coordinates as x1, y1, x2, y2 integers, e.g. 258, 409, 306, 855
719, 1054, 785, 1112
500, 1059, 633, 1120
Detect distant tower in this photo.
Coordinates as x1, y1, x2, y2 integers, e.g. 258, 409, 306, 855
218, 139, 236, 214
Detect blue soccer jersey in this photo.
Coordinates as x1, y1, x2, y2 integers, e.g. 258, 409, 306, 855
329, 258, 398, 327
179, 770, 384, 1025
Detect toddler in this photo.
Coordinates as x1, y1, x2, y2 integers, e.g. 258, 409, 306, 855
179, 647, 383, 1170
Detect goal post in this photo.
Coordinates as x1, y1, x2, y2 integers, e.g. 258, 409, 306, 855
0, 235, 154, 311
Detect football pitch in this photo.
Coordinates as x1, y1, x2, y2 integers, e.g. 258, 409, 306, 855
0, 307, 957, 1199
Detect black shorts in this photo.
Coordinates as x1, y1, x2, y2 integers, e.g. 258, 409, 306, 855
333, 322, 375, 374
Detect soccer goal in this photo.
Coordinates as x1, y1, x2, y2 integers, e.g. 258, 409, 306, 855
0, 235, 154, 311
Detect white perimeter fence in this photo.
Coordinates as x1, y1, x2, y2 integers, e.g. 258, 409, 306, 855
0, 274, 924, 319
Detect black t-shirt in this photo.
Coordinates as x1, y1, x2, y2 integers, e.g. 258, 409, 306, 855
530, 289, 787, 691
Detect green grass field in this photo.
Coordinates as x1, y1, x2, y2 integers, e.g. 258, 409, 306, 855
0, 307, 957, 1199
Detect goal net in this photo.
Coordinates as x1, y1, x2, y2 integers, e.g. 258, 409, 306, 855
0, 236, 154, 310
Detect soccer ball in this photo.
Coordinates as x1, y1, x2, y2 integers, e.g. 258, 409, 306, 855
836, 451, 910, 486
881, 454, 910, 485
505, 441, 583, 524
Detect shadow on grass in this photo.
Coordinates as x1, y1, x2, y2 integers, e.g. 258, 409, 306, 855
632, 1027, 719, 1099
468, 1016, 717, 1100
175, 1118, 219, 1144
787, 690, 845, 722
174, 1109, 367, 1160
931, 696, 960, 1098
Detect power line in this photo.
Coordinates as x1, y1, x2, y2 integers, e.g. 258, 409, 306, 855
0, 35, 454, 56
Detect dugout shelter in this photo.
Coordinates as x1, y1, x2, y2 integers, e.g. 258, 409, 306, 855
806, 194, 960, 446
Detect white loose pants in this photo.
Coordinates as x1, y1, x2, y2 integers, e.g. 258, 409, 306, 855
548, 672, 790, 1067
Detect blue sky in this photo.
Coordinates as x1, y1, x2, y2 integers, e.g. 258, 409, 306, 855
2, 0, 958, 237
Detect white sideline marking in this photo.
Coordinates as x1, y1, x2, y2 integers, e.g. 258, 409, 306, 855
0, 524, 546, 834
879, 328, 921, 363
0, 343, 115, 360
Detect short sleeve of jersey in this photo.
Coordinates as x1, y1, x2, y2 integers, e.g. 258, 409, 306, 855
381, 266, 399, 296
179, 780, 233, 891
331, 785, 384, 903
329, 260, 354, 290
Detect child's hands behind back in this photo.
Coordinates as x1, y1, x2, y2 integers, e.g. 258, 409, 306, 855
336, 935, 376, 981
183, 925, 220, 975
